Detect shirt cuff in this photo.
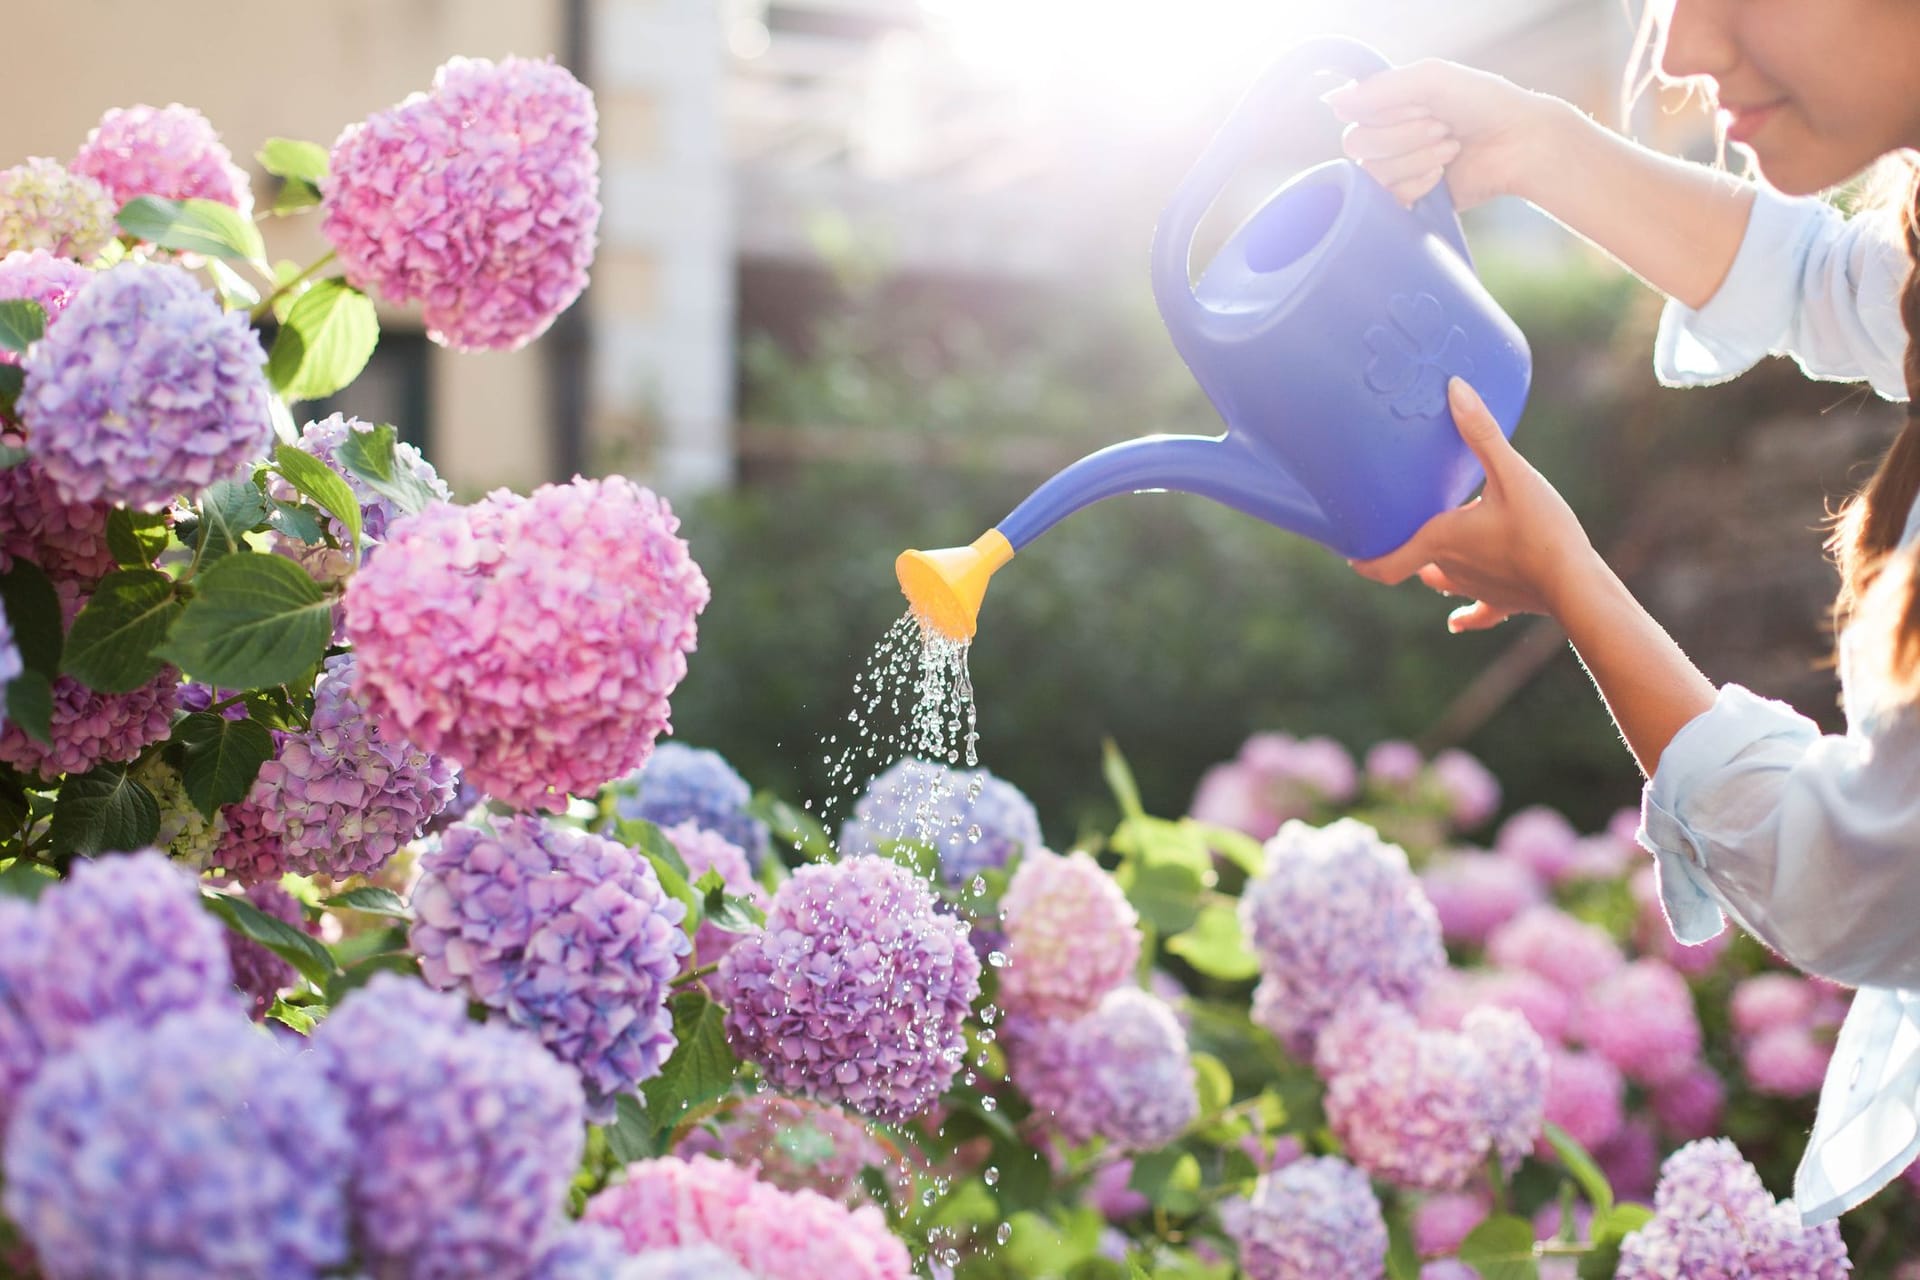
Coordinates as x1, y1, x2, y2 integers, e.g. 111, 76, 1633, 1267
1653, 185, 1826, 387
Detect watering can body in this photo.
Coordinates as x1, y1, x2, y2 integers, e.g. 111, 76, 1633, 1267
997, 36, 1532, 563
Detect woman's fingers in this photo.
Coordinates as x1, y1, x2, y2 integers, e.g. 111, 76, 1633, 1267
1446, 377, 1516, 480
1446, 599, 1510, 633
1341, 116, 1452, 162
1350, 507, 1466, 585
1322, 61, 1449, 122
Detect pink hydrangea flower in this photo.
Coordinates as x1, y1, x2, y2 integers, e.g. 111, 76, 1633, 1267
1651, 1062, 1727, 1141
1493, 805, 1582, 884
663, 820, 766, 967
1241, 818, 1445, 1056
1419, 850, 1542, 946
71, 104, 251, 214
1617, 1139, 1850, 1279
1731, 973, 1819, 1039
1191, 732, 1358, 838
265, 414, 451, 591
0, 454, 116, 586
1485, 904, 1625, 996
1005, 987, 1198, 1151
0, 250, 91, 367
1539, 1047, 1625, 1153
997, 847, 1142, 1021
1630, 863, 1731, 975
0, 159, 115, 261
1220, 1156, 1388, 1280
1430, 748, 1500, 832
1364, 738, 1425, 788
323, 56, 600, 352
677, 1095, 908, 1209
342, 476, 708, 810
199, 793, 286, 886
1412, 1190, 1489, 1258
1421, 966, 1572, 1046
1579, 958, 1702, 1087
1743, 1022, 1833, 1098
0, 664, 177, 780
716, 857, 979, 1121
583, 1156, 912, 1280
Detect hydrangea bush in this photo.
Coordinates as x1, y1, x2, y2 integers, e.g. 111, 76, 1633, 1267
0, 62, 1911, 1280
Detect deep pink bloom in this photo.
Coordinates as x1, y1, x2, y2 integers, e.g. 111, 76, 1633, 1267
1731, 973, 1819, 1039
0, 454, 115, 585
1651, 1062, 1727, 1141
998, 848, 1142, 1021
71, 104, 251, 213
1539, 1047, 1625, 1153
0, 664, 177, 780
1485, 904, 1625, 996
0, 250, 91, 367
1743, 1023, 1833, 1098
1412, 1190, 1489, 1258
1578, 959, 1703, 1087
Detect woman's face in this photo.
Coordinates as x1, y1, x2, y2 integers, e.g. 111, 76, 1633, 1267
1659, 0, 1920, 193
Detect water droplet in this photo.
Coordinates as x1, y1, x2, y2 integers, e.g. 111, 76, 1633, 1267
996, 1222, 1013, 1245
980, 1095, 998, 1112
987, 950, 1009, 968
970, 875, 987, 897
983, 1165, 1000, 1186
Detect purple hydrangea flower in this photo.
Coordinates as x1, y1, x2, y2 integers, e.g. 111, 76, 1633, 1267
0, 250, 92, 367
717, 856, 980, 1121
1318, 998, 1547, 1192
663, 820, 766, 967
200, 792, 287, 886
677, 1094, 908, 1208
0, 454, 116, 585
620, 1247, 756, 1280
71, 103, 252, 214
1485, 904, 1625, 996
342, 476, 709, 811
19, 262, 274, 510
1577, 958, 1702, 1088
315, 974, 586, 1278
613, 741, 772, 871
1241, 818, 1445, 1056
528, 1224, 634, 1280
1220, 1156, 1388, 1280
323, 56, 599, 352
222, 880, 309, 1020
250, 653, 457, 879
0, 159, 116, 261
1651, 1063, 1727, 1141
1616, 1139, 1850, 1279
2, 1007, 350, 1277
1007, 987, 1198, 1151
266, 413, 451, 588
0, 898, 41, 1130
838, 756, 1042, 886
1430, 748, 1500, 832
410, 815, 689, 1120
0, 668, 177, 781
997, 847, 1142, 1021
1419, 850, 1542, 947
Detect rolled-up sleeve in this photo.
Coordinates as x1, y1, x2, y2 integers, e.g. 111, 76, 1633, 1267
1654, 185, 1910, 401
1639, 683, 1920, 989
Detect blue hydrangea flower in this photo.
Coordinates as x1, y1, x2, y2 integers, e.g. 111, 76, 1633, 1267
315, 974, 586, 1279
613, 741, 772, 871
2, 1006, 352, 1276
839, 757, 1041, 886
410, 815, 689, 1121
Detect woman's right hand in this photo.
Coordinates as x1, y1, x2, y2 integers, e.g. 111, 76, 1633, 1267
1323, 59, 1576, 210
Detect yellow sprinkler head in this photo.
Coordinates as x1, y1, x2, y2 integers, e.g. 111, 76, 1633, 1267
895, 529, 1014, 641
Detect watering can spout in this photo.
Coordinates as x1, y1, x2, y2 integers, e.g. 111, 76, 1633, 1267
896, 530, 1015, 641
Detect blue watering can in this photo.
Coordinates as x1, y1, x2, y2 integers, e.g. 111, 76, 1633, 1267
896, 35, 1532, 639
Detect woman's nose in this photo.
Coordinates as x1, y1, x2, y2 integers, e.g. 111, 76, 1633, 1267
1659, 0, 1739, 83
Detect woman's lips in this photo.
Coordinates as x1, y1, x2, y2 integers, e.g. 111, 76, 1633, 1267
1721, 100, 1784, 144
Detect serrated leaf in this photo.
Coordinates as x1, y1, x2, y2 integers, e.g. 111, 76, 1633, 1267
637, 991, 739, 1142
266, 999, 320, 1034
117, 196, 266, 264
0, 858, 56, 901
272, 443, 361, 555
48, 767, 161, 856
701, 885, 766, 936
321, 886, 411, 919
202, 888, 337, 987
60, 569, 181, 693
258, 138, 329, 185
335, 422, 444, 517
173, 712, 274, 820
604, 1092, 657, 1163
105, 509, 172, 568
190, 477, 270, 568
1543, 1122, 1614, 1221
0, 299, 45, 355
1457, 1214, 1540, 1280
156, 552, 333, 690
266, 279, 377, 402
0, 559, 61, 678
5, 670, 52, 745
269, 500, 326, 545
1165, 902, 1259, 981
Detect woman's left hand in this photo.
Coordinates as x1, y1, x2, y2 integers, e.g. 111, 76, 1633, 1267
1351, 377, 1600, 631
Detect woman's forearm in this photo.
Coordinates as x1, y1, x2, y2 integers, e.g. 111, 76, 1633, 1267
1519, 99, 1756, 310
1550, 551, 1719, 777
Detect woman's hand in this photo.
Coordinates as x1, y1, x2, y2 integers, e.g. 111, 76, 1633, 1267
1352, 378, 1600, 633
1323, 59, 1577, 210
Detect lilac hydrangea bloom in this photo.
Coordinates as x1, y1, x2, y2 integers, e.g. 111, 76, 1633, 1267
663, 820, 766, 967
0, 898, 41, 1130
249, 653, 456, 879
1616, 1139, 1849, 1279
619, 1247, 756, 1280
838, 756, 1042, 886
2, 1007, 350, 1277
0, 455, 116, 585
223, 880, 308, 1020
19, 262, 274, 510
1651, 1063, 1727, 1141
613, 741, 772, 871
1007, 988, 1198, 1151
0, 159, 115, 260
1220, 1156, 1388, 1280
1241, 818, 1445, 1056
324, 56, 599, 352
997, 847, 1142, 1021
528, 1224, 634, 1280
0, 663, 177, 780
410, 815, 689, 1120
343, 476, 709, 810
1578, 959, 1702, 1088
71, 103, 252, 213
315, 974, 586, 1278
717, 856, 980, 1121
0, 250, 92, 367
266, 413, 451, 588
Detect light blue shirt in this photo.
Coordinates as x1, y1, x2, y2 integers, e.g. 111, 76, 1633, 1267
1640, 182, 1920, 1223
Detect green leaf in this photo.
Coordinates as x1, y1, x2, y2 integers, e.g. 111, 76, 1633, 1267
0, 299, 46, 354
47, 767, 161, 856
0, 559, 62, 679
637, 991, 739, 1140
748, 790, 835, 862
189, 477, 270, 568
5, 671, 52, 745
0, 858, 56, 901
1190, 1051, 1234, 1118
202, 888, 338, 987
105, 509, 172, 568
1386, 1212, 1421, 1280
266, 999, 320, 1035
1165, 903, 1259, 981
173, 712, 274, 820
323, 951, 419, 1003
1122, 860, 1202, 934
701, 885, 766, 936
257, 138, 330, 185
1542, 1122, 1614, 1221
269, 500, 326, 545
157, 552, 333, 690
60, 569, 181, 693
604, 1092, 657, 1163
335, 422, 444, 517
271, 179, 322, 215
1457, 1214, 1540, 1280
266, 278, 377, 402
0, 369, 22, 424
272, 443, 361, 555
321, 886, 412, 919
1102, 738, 1145, 822
205, 257, 262, 310
876, 835, 941, 885
117, 195, 266, 264
1123, 1150, 1200, 1216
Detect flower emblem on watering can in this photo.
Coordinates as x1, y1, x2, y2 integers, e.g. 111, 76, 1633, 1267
1363, 293, 1476, 420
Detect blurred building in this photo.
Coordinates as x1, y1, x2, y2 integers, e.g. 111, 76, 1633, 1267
1, 0, 1677, 499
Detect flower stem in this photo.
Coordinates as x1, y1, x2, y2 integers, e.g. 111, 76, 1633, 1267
672, 962, 719, 989
250, 250, 338, 323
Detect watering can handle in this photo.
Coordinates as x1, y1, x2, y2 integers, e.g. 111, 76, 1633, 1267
1150, 36, 1472, 331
